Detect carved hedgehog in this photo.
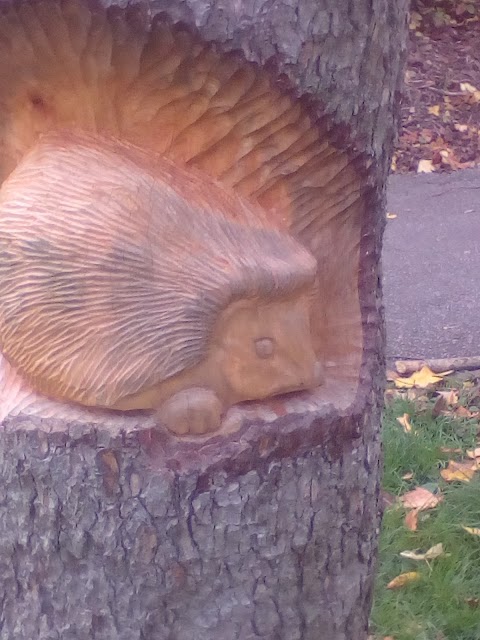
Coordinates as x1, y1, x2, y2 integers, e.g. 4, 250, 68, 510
0, 131, 323, 435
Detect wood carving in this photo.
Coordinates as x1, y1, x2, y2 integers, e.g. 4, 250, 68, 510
0, 130, 323, 434
0, 0, 367, 433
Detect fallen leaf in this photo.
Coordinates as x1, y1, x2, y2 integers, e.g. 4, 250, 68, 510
460, 81, 479, 93
409, 11, 423, 29
432, 149, 443, 166
460, 82, 480, 104
386, 212, 397, 220
444, 156, 476, 170
437, 390, 459, 405
405, 69, 416, 82
405, 509, 419, 531
400, 543, 444, 561
402, 472, 414, 480
454, 123, 469, 132
465, 597, 480, 608
419, 128, 434, 143
400, 487, 442, 510
428, 105, 440, 116
431, 135, 447, 150
455, 405, 478, 419
460, 82, 480, 103
433, 8, 451, 27
387, 572, 421, 589
466, 447, 480, 459
440, 447, 463, 454
433, 390, 459, 417
462, 526, 480, 536
441, 460, 477, 483
425, 544, 447, 560
394, 366, 451, 389
397, 413, 413, 433
417, 159, 435, 173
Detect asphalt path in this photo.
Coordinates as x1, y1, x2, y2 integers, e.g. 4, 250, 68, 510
384, 168, 480, 359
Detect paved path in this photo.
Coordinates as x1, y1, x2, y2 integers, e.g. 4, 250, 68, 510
384, 168, 480, 360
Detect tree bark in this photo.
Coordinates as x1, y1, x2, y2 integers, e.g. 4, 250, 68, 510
0, 1, 408, 639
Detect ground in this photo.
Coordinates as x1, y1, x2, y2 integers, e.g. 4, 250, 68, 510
371, 371, 480, 640
372, 8, 480, 638
393, 0, 480, 173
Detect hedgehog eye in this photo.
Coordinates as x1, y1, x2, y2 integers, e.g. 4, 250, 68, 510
254, 337, 274, 359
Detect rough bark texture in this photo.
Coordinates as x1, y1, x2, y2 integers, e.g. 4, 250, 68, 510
0, 1, 408, 639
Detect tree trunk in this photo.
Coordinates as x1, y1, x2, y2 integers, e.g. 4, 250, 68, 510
0, 1, 408, 639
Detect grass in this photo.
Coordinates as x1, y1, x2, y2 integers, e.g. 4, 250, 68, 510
371, 385, 480, 640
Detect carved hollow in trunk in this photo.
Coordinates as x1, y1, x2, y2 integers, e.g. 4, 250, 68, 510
0, 0, 369, 438
0, 130, 325, 435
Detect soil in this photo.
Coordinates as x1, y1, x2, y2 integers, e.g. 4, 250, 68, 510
393, 0, 480, 173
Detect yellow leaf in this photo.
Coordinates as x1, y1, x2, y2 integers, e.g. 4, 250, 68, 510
441, 460, 477, 483
387, 572, 421, 589
428, 105, 440, 116
462, 526, 480, 536
460, 82, 479, 93
402, 472, 414, 480
425, 543, 445, 559
400, 487, 442, 510
417, 159, 435, 174
394, 366, 451, 389
454, 123, 469, 132
460, 82, 480, 103
466, 447, 480, 459
400, 543, 444, 561
386, 212, 397, 220
397, 413, 413, 433
409, 11, 423, 29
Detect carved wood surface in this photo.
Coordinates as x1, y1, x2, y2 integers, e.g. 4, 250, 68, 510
0, 1, 409, 638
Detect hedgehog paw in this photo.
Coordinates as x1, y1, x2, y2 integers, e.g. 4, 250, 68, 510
156, 387, 223, 436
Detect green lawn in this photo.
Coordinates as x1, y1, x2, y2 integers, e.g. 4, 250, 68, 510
371, 386, 480, 640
